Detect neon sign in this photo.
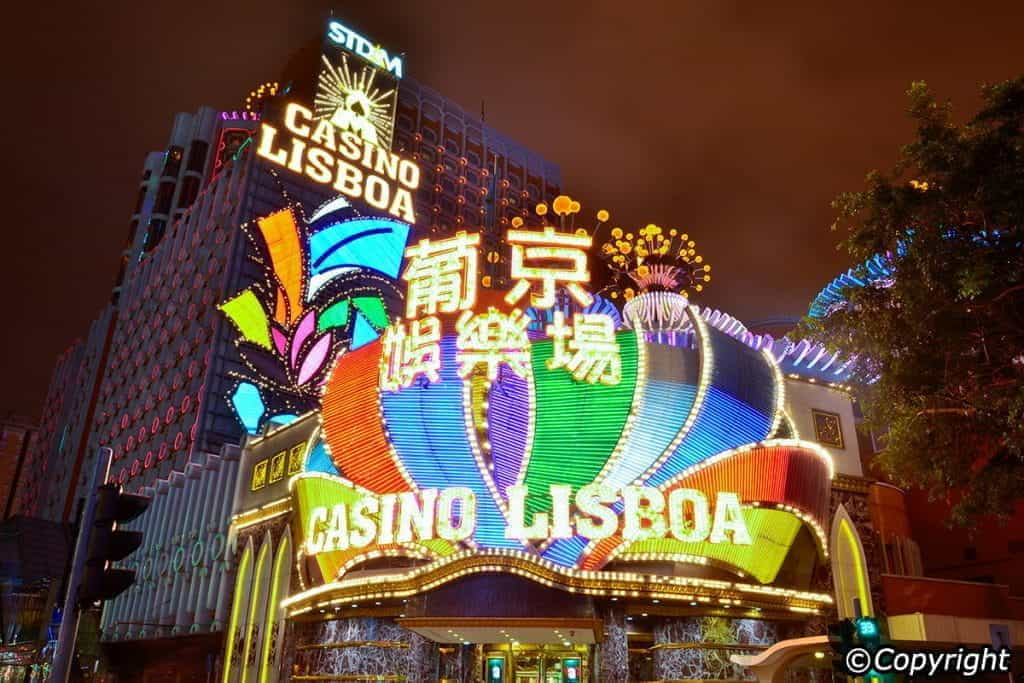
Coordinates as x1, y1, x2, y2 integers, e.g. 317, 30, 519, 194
325, 20, 404, 78
257, 101, 419, 222
299, 483, 752, 554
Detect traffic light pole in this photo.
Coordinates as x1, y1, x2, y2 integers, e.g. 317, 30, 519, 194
50, 447, 110, 683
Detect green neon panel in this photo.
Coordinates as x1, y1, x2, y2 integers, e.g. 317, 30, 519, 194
353, 296, 389, 329
318, 300, 351, 332
220, 289, 271, 349
521, 331, 638, 516
622, 508, 802, 583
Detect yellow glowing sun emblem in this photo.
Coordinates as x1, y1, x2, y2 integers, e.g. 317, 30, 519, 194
314, 53, 397, 148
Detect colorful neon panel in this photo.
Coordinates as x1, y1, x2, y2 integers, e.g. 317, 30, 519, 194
580, 443, 832, 572
381, 336, 520, 549
308, 216, 411, 297
519, 331, 639, 517
321, 340, 411, 492
621, 508, 802, 583
643, 326, 776, 488
220, 290, 271, 349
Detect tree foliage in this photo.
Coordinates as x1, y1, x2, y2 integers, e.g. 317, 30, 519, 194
800, 77, 1024, 524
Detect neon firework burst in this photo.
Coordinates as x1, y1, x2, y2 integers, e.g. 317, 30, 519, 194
599, 223, 712, 302
313, 53, 397, 148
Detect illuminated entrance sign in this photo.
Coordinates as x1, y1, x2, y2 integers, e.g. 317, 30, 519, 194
326, 19, 404, 78
299, 483, 751, 554
257, 101, 419, 222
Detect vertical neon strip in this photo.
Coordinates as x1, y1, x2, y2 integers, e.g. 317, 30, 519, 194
381, 336, 520, 549
259, 530, 291, 683
240, 539, 271, 683
521, 331, 639, 516
221, 541, 253, 683
840, 519, 872, 617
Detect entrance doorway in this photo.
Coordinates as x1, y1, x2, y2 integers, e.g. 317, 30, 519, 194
482, 643, 588, 683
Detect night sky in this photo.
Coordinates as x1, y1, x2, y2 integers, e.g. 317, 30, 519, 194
3, 1, 1023, 420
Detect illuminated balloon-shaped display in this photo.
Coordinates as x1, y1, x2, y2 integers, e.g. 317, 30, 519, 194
319, 305, 833, 582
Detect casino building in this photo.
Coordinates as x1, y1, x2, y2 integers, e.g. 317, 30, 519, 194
18, 17, 562, 682
26, 14, 1023, 683
213, 190, 877, 681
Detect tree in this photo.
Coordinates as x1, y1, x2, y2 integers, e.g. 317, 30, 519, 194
800, 77, 1024, 524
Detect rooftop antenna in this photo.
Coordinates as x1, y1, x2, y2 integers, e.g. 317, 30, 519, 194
481, 99, 486, 123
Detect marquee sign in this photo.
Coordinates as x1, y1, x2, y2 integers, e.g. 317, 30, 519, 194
299, 483, 752, 553
256, 101, 418, 222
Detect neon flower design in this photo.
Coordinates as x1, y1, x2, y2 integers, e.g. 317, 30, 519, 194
220, 196, 410, 432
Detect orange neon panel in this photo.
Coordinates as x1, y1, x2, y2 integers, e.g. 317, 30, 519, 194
256, 208, 305, 324
321, 340, 412, 493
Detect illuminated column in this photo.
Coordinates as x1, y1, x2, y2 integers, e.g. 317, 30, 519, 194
154, 471, 186, 634
598, 606, 628, 683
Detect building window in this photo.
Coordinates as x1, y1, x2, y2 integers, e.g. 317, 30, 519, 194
154, 181, 175, 215
163, 145, 184, 177
185, 140, 209, 174
812, 409, 844, 448
178, 175, 200, 209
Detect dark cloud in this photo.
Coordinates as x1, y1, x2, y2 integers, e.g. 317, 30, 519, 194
2, 0, 1022, 418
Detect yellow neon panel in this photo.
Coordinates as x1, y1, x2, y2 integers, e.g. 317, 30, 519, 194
840, 518, 872, 617
222, 542, 253, 683
240, 540, 271, 682
259, 532, 291, 683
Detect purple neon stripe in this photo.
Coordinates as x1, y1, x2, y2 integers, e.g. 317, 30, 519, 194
487, 367, 530, 498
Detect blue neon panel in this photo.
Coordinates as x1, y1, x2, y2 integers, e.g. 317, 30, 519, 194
381, 336, 520, 549
643, 328, 775, 488
350, 312, 379, 350
231, 382, 265, 434
308, 217, 411, 279
305, 440, 338, 475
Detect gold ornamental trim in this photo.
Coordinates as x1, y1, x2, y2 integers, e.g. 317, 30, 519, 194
831, 474, 873, 494
284, 550, 832, 618
649, 642, 769, 652
295, 640, 410, 651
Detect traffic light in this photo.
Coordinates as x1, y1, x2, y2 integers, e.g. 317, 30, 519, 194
78, 483, 150, 605
828, 619, 856, 676
856, 616, 881, 651
828, 618, 856, 655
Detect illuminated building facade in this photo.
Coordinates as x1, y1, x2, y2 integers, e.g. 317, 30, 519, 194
22, 17, 564, 681
211, 179, 881, 682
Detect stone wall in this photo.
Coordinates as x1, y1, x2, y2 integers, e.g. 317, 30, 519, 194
292, 617, 439, 682
652, 617, 776, 681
